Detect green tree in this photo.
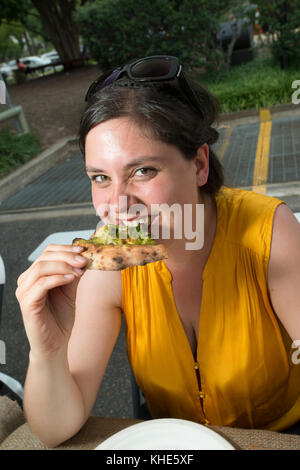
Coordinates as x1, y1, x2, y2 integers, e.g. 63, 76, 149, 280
31, 0, 81, 62
76, 0, 237, 72
0, 0, 88, 64
0, 1, 48, 41
0, 23, 24, 62
249, 0, 300, 69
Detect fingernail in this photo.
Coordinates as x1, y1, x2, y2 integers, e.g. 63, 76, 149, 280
73, 268, 84, 275
72, 246, 84, 252
75, 255, 86, 264
64, 274, 75, 279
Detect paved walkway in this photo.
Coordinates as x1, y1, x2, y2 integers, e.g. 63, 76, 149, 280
1, 107, 300, 213
219, 112, 300, 189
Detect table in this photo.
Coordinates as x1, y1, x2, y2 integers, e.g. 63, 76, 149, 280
28, 230, 94, 262
1, 396, 300, 450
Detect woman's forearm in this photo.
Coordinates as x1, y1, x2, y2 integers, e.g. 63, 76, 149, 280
23, 349, 87, 448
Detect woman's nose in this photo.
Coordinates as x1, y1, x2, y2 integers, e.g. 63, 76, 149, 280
93, 182, 128, 220
109, 182, 130, 216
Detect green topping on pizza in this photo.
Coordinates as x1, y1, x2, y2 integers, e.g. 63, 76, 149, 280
89, 223, 156, 246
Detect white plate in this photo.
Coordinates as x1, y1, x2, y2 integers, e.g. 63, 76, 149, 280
95, 418, 235, 450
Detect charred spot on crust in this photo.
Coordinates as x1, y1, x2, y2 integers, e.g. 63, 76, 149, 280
112, 256, 126, 270
96, 247, 103, 253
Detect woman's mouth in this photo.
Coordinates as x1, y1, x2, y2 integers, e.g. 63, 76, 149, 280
100, 210, 161, 239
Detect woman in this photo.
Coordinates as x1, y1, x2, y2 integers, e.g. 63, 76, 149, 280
16, 56, 300, 447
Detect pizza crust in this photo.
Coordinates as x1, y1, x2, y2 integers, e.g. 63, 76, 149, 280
72, 238, 168, 271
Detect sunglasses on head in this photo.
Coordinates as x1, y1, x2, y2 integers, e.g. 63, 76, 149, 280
85, 55, 203, 115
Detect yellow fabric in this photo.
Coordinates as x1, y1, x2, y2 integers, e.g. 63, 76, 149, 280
121, 186, 300, 430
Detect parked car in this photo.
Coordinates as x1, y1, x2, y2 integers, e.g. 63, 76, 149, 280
217, 3, 258, 66
19, 56, 51, 68
41, 50, 60, 64
0, 62, 14, 80
8, 59, 17, 71
217, 17, 256, 66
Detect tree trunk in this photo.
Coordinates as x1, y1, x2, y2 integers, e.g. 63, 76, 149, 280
226, 21, 238, 67
278, 0, 289, 69
23, 31, 35, 56
31, 0, 81, 69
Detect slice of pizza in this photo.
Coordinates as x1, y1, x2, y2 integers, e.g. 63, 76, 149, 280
72, 223, 167, 271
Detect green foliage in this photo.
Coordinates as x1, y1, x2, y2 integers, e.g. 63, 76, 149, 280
249, 0, 300, 69
76, 0, 235, 72
0, 129, 41, 178
198, 54, 300, 113
0, 0, 32, 24
0, 0, 50, 60
0, 23, 24, 61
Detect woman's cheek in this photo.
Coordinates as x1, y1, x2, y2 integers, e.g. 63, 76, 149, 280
91, 186, 106, 213
91, 186, 98, 205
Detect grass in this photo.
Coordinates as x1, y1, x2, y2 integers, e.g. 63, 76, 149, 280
0, 129, 41, 179
195, 52, 300, 114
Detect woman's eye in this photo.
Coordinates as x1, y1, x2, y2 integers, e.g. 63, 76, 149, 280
91, 174, 109, 184
134, 167, 157, 178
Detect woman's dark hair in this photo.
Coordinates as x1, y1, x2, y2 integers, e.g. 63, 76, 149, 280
79, 74, 224, 198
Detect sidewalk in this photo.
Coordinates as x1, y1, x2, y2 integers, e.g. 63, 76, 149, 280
0, 102, 300, 216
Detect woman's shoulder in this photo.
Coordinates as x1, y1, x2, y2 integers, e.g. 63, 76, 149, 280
216, 186, 286, 256
217, 185, 284, 211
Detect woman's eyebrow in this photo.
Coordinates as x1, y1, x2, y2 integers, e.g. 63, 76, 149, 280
86, 156, 167, 173
85, 165, 105, 173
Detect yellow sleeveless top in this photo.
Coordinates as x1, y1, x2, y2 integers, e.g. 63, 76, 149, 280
121, 186, 300, 430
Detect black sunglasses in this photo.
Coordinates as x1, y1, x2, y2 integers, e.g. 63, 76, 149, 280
85, 55, 203, 115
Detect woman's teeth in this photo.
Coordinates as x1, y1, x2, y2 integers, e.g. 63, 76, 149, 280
122, 218, 148, 227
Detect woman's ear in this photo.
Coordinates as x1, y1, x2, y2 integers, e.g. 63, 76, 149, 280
194, 144, 209, 186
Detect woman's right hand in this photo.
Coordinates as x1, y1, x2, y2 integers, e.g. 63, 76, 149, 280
15, 244, 88, 359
